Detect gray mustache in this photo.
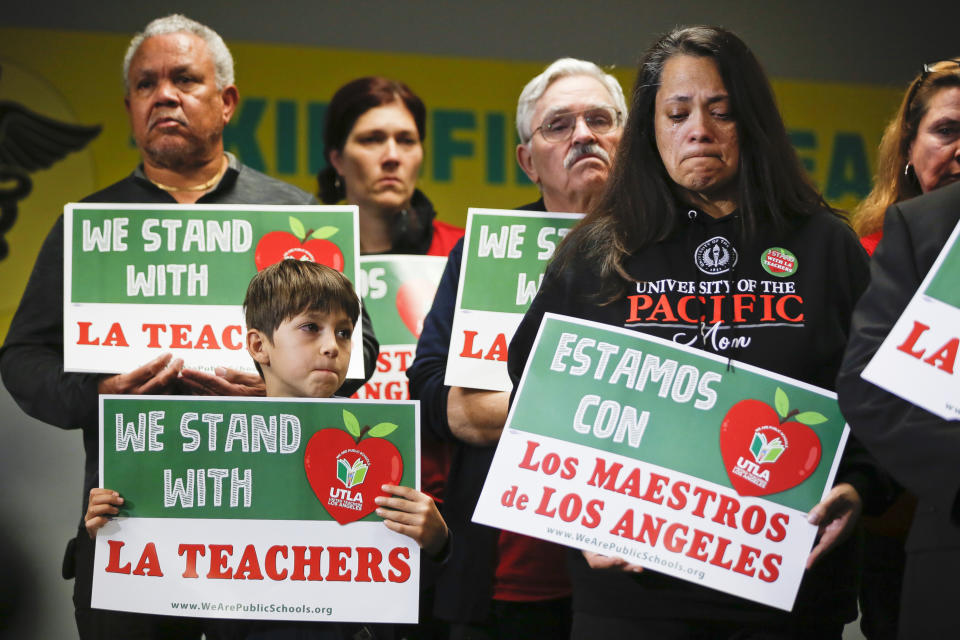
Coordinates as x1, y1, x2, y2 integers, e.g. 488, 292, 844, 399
564, 143, 610, 170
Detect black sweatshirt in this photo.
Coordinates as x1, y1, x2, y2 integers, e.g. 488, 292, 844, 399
508, 203, 891, 625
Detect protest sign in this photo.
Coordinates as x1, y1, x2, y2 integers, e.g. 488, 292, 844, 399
862, 220, 960, 419
354, 255, 447, 401
473, 314, 848, 611
63, 204, 363, 378
91, 395, 419, 622
445, 209, 582, 391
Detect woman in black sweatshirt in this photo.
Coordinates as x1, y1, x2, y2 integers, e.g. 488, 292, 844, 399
508, 25, 891, 640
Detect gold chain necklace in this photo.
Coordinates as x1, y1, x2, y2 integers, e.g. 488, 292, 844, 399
148, 155, 228, 192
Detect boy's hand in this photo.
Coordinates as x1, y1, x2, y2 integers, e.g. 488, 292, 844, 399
375, 484, 449, 557
178, 367, 266, 396
85, 488, 124, 539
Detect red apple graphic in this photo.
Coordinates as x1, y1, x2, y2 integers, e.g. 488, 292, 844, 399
719, 388, 823, 497
254, 216, 345, 272
303, 409, 403, 525
396, 278, 437, 338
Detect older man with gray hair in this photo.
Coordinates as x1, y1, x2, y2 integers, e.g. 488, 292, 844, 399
407, 57, 625, 639
515, 57, 626, 214
0, 14, 376, 638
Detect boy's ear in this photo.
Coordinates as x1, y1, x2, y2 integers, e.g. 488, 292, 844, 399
246, 328, 271, 366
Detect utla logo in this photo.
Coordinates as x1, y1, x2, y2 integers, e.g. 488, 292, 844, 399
337, 454, 368, 489
303, 409, 403, 525
720, 387, 823, 497
750, 427, 786, 464
254, 215, 344, 272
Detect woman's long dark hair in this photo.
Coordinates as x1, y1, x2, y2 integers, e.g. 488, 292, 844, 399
317, 76, 426, 204
563, 26, 831, 293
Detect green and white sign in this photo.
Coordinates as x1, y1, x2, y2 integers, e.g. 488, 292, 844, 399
445, 208, 582, 391
354, 255, 447, 400
473, 314, 849, 611
63, 203, 363, 378
863, 219, 960, 419
91, 395, 419, 622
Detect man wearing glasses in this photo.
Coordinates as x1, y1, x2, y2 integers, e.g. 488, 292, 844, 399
407, 58, 626, 639
516, 58, 626, 214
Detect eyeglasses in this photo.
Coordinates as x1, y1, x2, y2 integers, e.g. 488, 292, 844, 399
905, 59, 960, 113
533, 106, 622, 142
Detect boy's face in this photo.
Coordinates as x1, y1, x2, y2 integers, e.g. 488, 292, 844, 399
247, 308, 353, 398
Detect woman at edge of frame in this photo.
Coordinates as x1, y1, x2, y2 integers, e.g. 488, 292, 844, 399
507, 25, 893, 639
843, 58, 960, 639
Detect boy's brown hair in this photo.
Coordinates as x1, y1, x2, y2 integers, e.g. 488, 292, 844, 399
244, 259, 360, 345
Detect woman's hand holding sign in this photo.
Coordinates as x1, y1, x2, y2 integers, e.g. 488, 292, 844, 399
582, 550, 644, 573
805, 482, 862, 569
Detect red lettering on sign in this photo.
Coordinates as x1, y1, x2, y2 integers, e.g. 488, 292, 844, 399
388, 547, 411, 583
326, 547, 352, 582
207, 544, 233, 579
179, 543, 205, 578
356, 547, 386, 583
105, 539, 131, 574
77, 321, 99, 345
233, 544, 264, 580
291, 545, 323, 581
265, 545, 288, 580
132, 542, 163, 577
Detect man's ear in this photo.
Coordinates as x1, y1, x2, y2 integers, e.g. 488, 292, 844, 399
221, 85, 239, 124
246, 328, 270, 367
516, 143, 540, 185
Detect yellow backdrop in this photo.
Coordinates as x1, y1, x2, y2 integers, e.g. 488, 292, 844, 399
0, 28, 904, 340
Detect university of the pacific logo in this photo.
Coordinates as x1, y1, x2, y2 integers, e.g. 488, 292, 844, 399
695, 236, 738, 275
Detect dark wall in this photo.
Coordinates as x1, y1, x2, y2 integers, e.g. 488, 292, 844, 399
5, 0, 960, 86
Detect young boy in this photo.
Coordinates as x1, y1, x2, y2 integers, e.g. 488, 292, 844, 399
86, 260, 449, 635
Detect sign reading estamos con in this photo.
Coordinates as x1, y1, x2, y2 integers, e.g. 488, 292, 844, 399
473, 314, 849, 611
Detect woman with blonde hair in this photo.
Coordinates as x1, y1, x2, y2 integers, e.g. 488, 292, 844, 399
847, 58, 960, 640
854, 59, 960, 254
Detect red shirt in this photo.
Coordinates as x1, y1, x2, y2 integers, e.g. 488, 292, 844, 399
861, 230, 883, 256
493, 531, 572, 601
421, 219, 465, 502
427, 220, 465, 257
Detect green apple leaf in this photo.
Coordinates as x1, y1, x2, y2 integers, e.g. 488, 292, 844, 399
342, 409, 361, 437
774, 387, 789, 417
367, 422, 398, 437
795, 411, 828, 425
311, 226, 338, 239
289, 216, 306, 240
